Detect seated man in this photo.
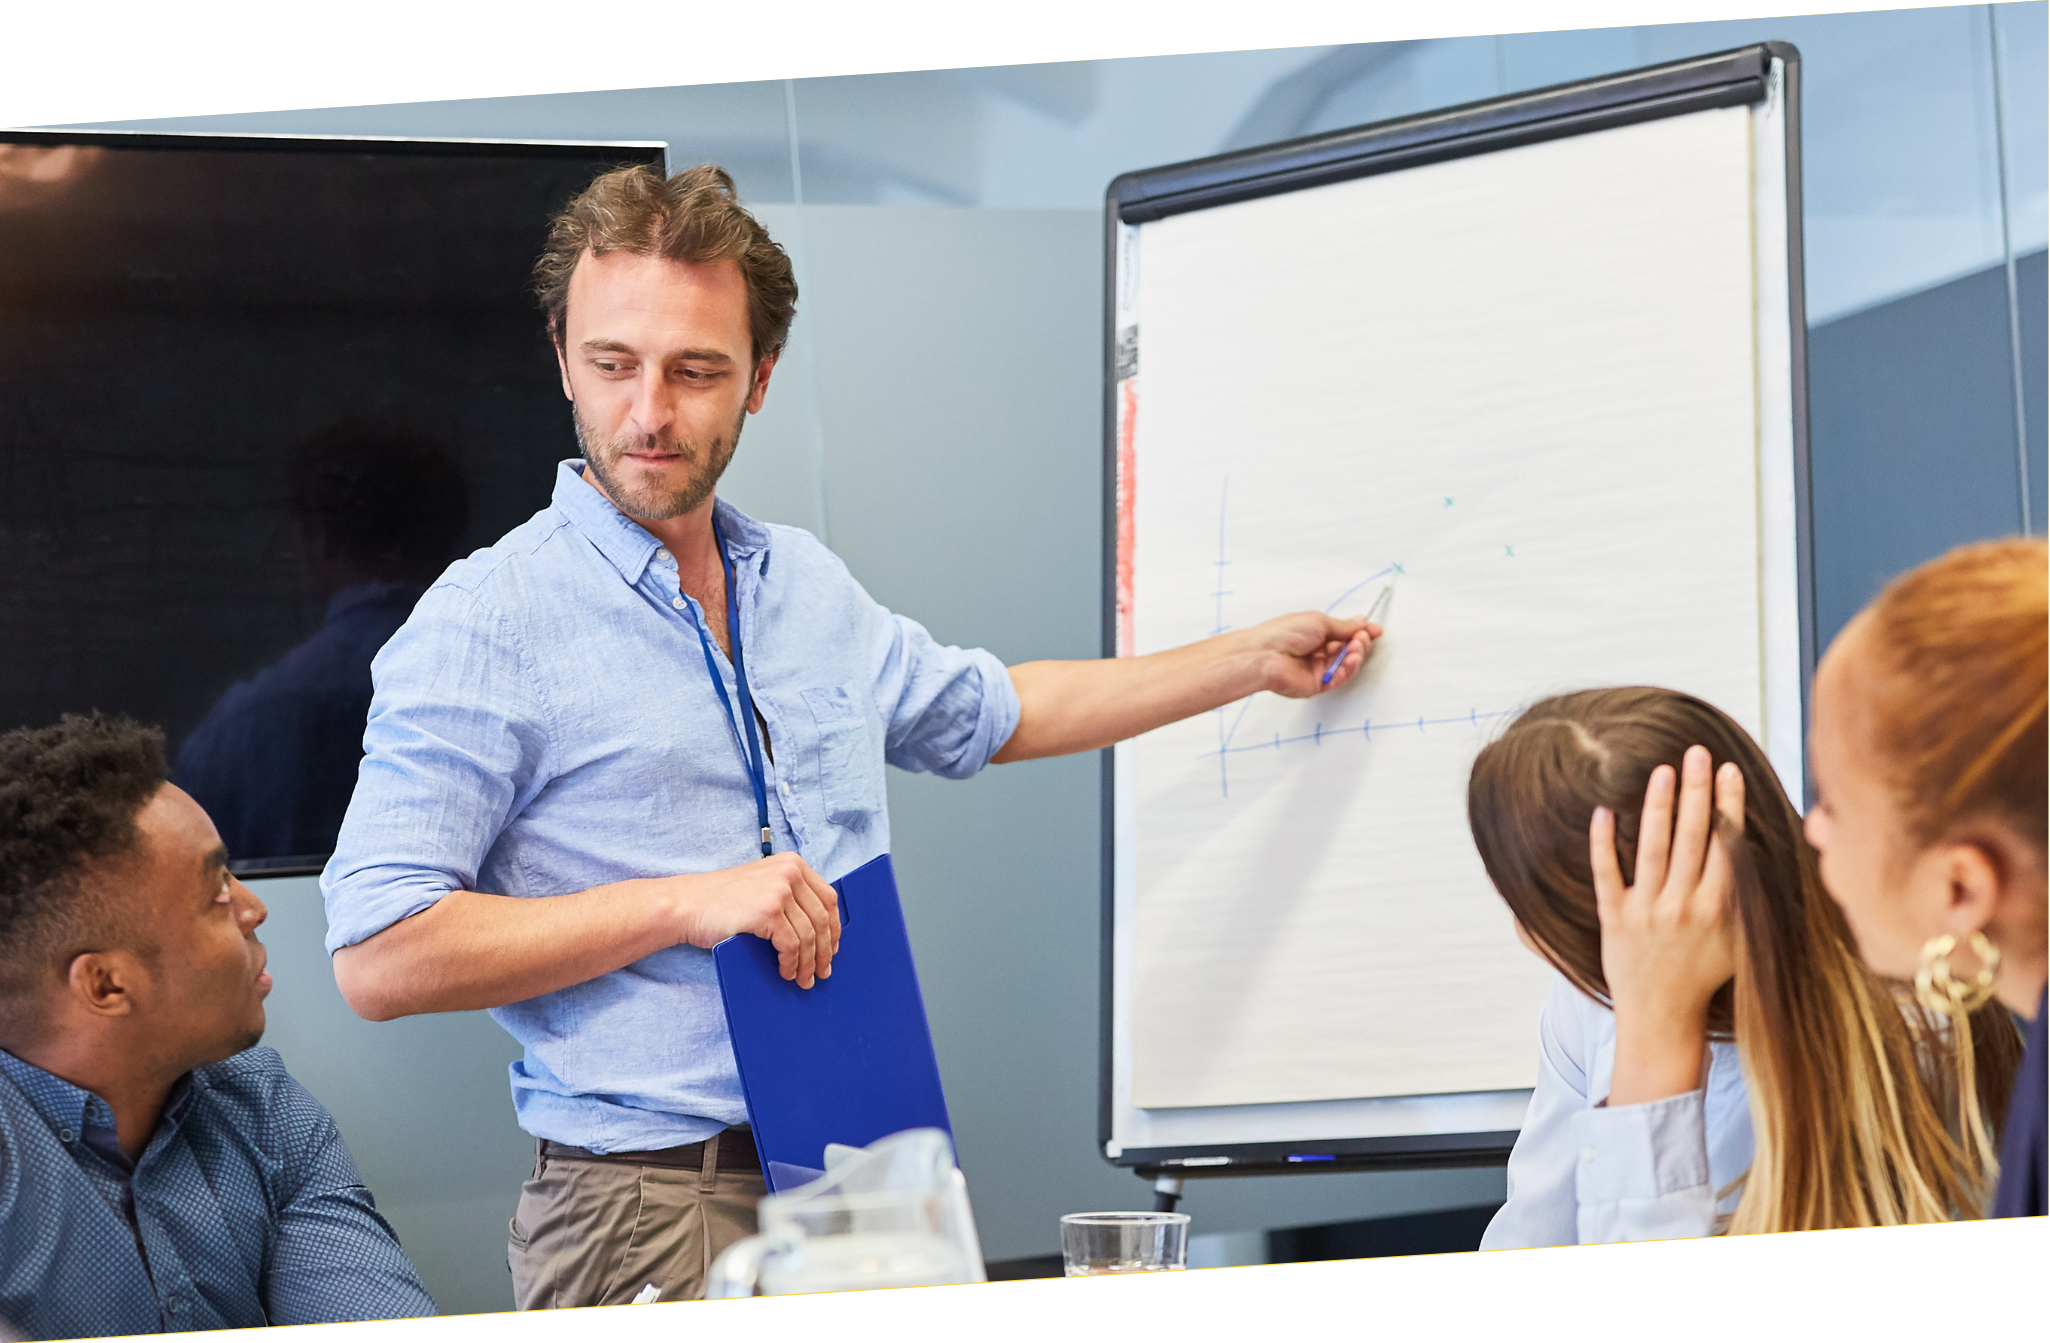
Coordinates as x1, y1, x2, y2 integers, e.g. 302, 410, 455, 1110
0, 713, 434, 1338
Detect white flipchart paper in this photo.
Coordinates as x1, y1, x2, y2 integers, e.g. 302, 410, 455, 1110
1127, 106, 1764, 1109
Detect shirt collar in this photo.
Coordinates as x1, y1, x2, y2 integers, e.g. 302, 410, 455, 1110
548, 459, 774, 584
0, 1048, 120, 1140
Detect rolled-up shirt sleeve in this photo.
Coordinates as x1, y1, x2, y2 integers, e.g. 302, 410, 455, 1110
320, 582, 554, 953
873, 610, 1021, 780
1482, 971, 1722, 1248
1573, 1089, 1718, 1243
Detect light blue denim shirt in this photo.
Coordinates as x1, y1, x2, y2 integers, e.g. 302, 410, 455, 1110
321, 461, 1021, 1153
1481, 972, 1755, 1247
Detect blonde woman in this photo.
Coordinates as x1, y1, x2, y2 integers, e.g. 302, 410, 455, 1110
1469, 687, 2020, 1246
1805, 537, 2046, 1217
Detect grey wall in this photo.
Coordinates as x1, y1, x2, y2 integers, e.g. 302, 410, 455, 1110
1809, 248, 2047, 645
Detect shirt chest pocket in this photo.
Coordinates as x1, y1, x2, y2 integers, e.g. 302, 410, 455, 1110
800, 683, 884, 830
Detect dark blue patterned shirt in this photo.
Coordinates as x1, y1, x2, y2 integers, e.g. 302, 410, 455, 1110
0, 1045, 435, 1338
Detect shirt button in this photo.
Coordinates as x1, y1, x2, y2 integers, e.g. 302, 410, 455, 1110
780, 782, 792, 799
164, 1295, 184, 1314
671, 597, 686, 610
1580, 1148, 1596, 1163
657, 549, 672, 563
58, 1126, 75, 1143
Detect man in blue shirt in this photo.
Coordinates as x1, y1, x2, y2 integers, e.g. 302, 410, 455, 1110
321, 162, 1381, 1308
0, 713, 435, 1338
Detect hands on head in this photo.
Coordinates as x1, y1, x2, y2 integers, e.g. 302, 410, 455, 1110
1594, 745, 1745, 1107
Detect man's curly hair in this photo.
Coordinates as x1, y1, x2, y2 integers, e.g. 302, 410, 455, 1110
533, 163, 797, 364
0, 713, 166, 1029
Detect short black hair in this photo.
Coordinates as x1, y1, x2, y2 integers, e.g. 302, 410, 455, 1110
0, 713, 167, 1026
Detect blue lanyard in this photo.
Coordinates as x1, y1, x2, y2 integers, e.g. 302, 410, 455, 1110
692, 515, 773, 856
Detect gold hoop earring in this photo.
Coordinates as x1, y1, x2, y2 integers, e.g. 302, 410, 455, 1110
1914, 931, 2001, 1016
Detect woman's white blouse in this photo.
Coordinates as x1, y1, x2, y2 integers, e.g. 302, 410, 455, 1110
1480, 972, 1755, 1248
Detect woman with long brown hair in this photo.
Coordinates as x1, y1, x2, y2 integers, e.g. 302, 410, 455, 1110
1471, 687, 2020, 1246
1805, 537, 2046, 1217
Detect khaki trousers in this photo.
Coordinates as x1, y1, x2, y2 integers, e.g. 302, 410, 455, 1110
507, 1132, 766, 1308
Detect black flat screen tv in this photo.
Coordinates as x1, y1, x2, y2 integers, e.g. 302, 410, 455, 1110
0, 130, 665, 873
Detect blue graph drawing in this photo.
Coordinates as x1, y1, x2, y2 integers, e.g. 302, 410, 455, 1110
1200, 476, 1514, 799
1322, 565, 1399, 616
1204, 707, 1521, 762
1205, 699, 1519, 799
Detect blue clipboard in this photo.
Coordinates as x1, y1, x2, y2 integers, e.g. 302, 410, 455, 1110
712, 853, 953, 1192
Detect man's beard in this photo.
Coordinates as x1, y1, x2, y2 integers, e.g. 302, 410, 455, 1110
575, 403, 746, 521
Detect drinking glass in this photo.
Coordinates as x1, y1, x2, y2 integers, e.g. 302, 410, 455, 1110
1059, 1211, 1190, 1276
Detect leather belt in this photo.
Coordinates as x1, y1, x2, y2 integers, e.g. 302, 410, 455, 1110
539, 1127, 761, 1171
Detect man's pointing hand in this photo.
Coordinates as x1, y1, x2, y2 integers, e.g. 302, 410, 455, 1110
1255, 611, 1383, 698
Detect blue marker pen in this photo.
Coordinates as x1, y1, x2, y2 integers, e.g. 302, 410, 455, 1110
1320, 581, 1394, 686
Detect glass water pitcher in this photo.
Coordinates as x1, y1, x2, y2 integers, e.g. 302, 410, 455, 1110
704, 1128, 987, 1297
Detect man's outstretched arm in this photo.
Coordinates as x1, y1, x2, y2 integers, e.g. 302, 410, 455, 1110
992, 612, 1380, 763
